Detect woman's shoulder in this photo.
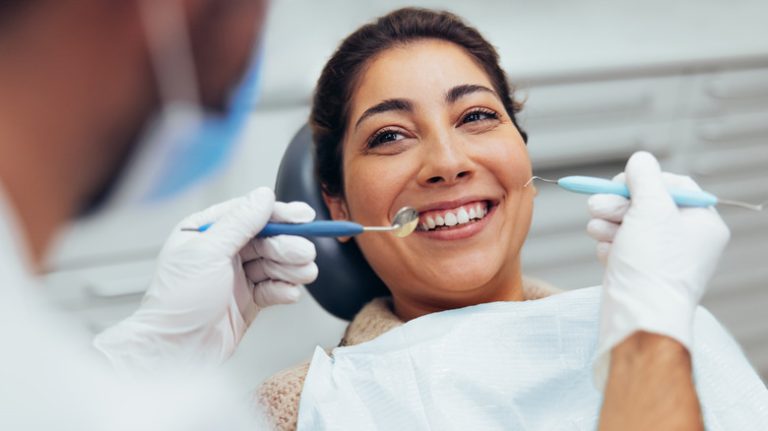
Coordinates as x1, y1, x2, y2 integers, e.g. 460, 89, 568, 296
340, 297, 403, 346
521, 276, 563, 300
256, 361, 312, 431
256, 297, 403, 430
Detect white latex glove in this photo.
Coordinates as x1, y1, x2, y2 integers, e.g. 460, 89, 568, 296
94, 187, 317, 374
587, 152, 730, 387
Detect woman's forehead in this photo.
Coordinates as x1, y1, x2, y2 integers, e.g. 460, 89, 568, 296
350, 40, 496, 114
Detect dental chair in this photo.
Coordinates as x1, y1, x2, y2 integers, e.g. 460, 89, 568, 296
274, 124, 388, 320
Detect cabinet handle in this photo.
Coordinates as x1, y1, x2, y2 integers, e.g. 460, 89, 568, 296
86, 275, 151, 298
706, 75, 768, 100
531, 132, 648, 161
697, 120, 768, 142
527, 94, 652, 119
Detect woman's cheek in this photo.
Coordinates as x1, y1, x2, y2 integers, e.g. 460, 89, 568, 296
344, 165, 378, 219
344, 158, 404, 222
476, 138, 530, 188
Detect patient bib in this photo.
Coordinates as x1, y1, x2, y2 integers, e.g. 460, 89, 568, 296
297, 287, 768, 430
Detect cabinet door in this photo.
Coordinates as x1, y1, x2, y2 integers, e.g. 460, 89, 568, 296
693, 67, 768, 116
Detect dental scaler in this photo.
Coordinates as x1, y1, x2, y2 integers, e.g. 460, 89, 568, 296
526, 176, 767, 211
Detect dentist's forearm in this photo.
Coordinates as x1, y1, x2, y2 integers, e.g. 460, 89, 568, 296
598, 331, 703, 431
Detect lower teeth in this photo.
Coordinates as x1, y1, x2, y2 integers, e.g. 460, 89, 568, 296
429, 218, 480, 231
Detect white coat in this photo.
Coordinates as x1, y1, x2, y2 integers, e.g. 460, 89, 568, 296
0, 186, 264, 430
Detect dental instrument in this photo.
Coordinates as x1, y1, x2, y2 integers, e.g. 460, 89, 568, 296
526, 176, 768, 211
181, 206, 420, 238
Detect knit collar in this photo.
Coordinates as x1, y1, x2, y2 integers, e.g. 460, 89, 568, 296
339, 277, 560, 347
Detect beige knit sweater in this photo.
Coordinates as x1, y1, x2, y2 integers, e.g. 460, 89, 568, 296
255, 277, 561, 430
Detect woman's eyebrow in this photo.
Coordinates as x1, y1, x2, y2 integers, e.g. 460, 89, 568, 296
354, 98, 413, 130
445, 84, 497, 104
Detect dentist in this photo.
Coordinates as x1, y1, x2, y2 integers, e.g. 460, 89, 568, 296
0, 0, 314, 429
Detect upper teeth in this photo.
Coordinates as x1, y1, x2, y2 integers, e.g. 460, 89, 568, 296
419, 202, 489, 231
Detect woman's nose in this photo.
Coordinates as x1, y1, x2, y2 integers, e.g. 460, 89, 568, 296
417, 134, 475, 187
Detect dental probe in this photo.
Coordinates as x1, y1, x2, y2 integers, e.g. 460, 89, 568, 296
526, 176, 768, 211
180, 206, 420, 237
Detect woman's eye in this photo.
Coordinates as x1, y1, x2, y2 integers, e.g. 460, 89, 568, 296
367, 129, 405, 148
461, 109, 499, 124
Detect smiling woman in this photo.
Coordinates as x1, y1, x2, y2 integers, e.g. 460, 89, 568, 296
323, 38, 534, 320
313, 10, 534, 322
255, 8, 764, 430
256, 8, 554, 428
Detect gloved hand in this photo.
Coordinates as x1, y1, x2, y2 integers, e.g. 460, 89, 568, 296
587, 152, 730, 387
94, 187, 317, 374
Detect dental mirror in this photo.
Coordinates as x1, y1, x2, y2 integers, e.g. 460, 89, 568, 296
363, 206, 420, 238
182, 205, 420, 238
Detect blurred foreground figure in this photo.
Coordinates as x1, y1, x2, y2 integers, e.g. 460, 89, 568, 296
0, 1, 318, 429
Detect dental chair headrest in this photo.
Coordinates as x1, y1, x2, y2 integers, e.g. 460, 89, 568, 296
274, 124, 389, 321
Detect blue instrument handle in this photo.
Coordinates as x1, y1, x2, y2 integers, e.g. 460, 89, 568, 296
194, 220, 365, 237
557, 176, 719, 207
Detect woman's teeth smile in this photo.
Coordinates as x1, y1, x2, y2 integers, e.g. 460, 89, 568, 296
417, 201, 491, 232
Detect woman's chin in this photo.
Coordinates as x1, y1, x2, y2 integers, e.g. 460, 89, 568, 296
423, 265, 499, 293
406, 248, 518, 294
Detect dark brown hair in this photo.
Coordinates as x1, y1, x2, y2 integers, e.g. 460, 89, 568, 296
311, 7, 527, 197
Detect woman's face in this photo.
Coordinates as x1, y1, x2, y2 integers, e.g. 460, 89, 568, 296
325, 39, 534, 317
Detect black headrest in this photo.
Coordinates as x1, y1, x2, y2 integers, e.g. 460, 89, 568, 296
274, 124, 389, 320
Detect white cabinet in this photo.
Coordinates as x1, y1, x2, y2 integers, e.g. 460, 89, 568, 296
43, 260, 155, 333
681, 67, 768, 380
519, 65, 768, 381
520, 76, 681, 290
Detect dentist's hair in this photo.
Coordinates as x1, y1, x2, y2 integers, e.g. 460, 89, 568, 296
311, 7, 527, 197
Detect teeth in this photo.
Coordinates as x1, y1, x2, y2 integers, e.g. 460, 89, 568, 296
419, 202, 491, 231
457, 208, 469, 224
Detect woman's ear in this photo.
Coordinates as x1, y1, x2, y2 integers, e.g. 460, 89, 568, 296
322, 191, 352, 243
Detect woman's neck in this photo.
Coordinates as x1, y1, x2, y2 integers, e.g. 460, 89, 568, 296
391, 267, 525, 321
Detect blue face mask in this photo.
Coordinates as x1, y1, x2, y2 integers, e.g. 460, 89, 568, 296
101, 2, 264, 208
143, 53, 263, 201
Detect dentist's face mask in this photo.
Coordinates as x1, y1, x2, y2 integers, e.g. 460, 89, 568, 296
96, 1, 263, 210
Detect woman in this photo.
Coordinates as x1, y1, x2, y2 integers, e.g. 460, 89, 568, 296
257, 8, 766, 430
